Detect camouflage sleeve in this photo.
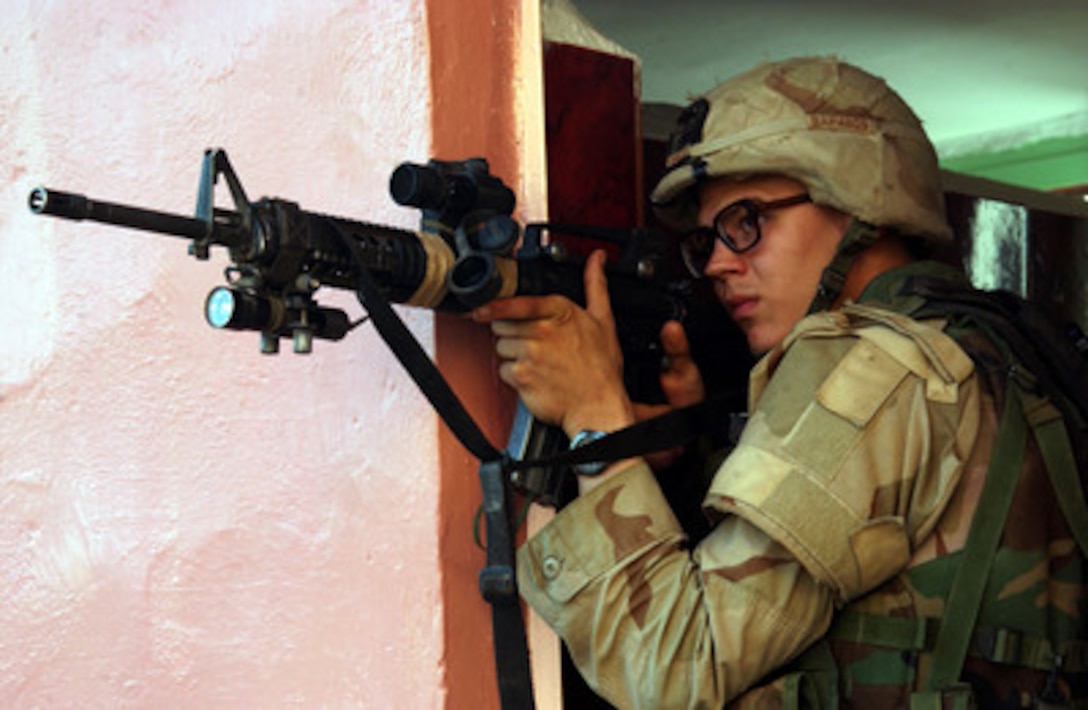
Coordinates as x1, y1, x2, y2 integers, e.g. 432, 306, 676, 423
517, 461, 835, 708
708, 306, 980, 602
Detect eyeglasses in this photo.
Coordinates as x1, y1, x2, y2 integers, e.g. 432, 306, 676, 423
679, 193, 812, 277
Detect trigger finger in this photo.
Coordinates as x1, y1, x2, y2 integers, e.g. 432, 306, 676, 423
583, 250, 614, 324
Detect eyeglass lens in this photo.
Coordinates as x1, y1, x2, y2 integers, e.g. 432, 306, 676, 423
680, 201, 759, 277
679, 194, 810, 277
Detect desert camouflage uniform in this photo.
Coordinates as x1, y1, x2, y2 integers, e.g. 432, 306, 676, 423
517, 263, 1088, 708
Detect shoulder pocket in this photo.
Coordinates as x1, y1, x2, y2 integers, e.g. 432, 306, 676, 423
817, 339, 910, 427
843, 304, 975, 404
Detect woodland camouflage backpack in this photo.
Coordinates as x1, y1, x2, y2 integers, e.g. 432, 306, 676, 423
766, 262, 1088, 709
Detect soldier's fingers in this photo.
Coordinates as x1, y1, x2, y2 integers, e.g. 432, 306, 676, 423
660, 320, 692, 362
472, 294, 574, 324
659, 320, 705, 406
583, 250, 615, 327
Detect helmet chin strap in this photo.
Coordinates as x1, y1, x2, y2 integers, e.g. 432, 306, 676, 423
808, 218, 883, 314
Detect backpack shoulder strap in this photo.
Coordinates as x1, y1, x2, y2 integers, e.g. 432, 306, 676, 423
918, 381, 1029, 699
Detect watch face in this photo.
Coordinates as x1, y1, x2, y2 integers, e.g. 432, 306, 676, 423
570, 430, 609, 476
573, 460, 607, 476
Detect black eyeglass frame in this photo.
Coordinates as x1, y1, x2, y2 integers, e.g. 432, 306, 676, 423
679, 192, 812, 277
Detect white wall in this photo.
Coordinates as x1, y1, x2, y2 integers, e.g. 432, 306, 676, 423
0, 1, 447, 706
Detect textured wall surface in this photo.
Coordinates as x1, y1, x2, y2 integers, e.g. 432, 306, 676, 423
0, 1, 446, 706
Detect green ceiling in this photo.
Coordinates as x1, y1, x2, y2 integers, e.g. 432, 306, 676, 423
939, 133, 1088, 192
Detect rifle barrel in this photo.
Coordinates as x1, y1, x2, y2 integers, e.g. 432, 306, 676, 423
28, 187, 209, 241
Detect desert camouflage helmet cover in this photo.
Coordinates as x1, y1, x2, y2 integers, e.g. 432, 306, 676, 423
651, 56, 953, 243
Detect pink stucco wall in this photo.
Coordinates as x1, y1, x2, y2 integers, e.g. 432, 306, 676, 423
1, 1, 452, 706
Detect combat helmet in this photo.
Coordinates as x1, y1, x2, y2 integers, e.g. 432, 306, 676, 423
652, 56, 953, 310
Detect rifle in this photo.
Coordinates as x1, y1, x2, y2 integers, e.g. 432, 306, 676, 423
28, 148, 740, 500
29, 148, 745, 709
30, 152, 691, 352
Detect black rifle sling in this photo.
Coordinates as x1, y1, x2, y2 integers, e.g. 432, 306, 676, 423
341, 227, 745, 709
344, 233, 534, 710
523, 394, 747, 473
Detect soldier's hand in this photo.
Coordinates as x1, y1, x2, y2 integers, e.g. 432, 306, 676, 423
633, 320, 706, 470
472, 250, 635, 438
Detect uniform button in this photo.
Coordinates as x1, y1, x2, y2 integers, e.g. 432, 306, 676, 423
541, 555, 563, 580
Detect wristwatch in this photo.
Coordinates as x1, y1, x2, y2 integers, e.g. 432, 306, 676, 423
568, 429, 610, 476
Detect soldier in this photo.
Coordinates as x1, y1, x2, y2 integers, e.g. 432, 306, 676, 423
472, 56, 1087, 707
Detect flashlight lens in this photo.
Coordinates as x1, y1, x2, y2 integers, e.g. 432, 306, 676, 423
206, 287, 237, 328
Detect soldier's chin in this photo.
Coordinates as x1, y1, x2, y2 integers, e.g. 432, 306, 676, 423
744, 322, 787, 357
